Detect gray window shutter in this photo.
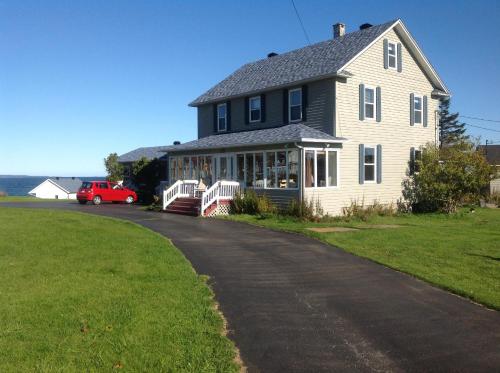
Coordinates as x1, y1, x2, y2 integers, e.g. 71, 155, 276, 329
410, 93, 415, 126
213, 104, 218, 132
410, 147, 415, 175
260, 94, 266, 123
383, 39, 388, 69
423, 95, 428, 127
226, 101, 231, 131
397, 43, 402, 73
359, 144, 365, 184
359, 84, 365, 121
244, 97, 249, 125
376, 86, 381, 122
283, 89, 289, 124
376, 145, 382, 184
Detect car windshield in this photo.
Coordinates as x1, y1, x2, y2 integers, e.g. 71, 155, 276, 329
81, 182, 93, 189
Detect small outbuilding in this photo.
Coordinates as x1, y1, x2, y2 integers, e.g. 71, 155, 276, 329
28, 177, 82, 199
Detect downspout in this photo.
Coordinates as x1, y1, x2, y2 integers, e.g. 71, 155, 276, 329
294, 142, 305, 204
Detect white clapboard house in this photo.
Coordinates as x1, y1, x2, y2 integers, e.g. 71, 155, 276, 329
28, 177, 82, 200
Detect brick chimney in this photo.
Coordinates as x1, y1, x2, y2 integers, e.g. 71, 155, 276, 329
333, 23, 345, 39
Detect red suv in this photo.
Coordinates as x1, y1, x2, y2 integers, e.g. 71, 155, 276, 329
77, 181, 137, 205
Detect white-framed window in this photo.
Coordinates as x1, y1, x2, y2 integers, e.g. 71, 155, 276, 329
289, 88, 302, 122
304, 149, 339, 188
364, 86, 376, 120
363, 146, 376, 182
249, 96, 261, 122
413, 95, 423, 124
388, 42, 397, 69
217, 103, 227, 132
410, 147, 423, 175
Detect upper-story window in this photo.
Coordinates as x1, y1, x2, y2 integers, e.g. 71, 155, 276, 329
249, 96, 261, 122
364, 86, 376, 119
413, 95, 423, 124
388, 42, 397, 69
217, 103, 227, 132
289, 88, 302, 122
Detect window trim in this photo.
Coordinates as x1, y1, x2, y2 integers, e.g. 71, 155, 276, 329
303, 148, 340, 189
413, 94, 423, 125
411, 146, 423, 175
387, 41, 397, 70
217, 103, 227, 132
363, 145, 377, 183
288, 88, 302, 123
364, 85, 377, 121
249, 96, 261, 123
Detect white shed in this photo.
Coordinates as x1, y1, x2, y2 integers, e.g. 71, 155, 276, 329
28, 178, 82, 200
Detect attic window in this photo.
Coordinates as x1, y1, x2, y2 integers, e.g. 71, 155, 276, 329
388, 42, 397, 69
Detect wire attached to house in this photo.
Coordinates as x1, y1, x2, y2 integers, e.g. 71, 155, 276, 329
460, 115, 500, 124
465, 123, 500, 133
290, 0, 311, 45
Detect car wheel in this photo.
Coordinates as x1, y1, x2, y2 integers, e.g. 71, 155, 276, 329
92, 196, 102, 205
78, 200, 87, 205
125, 196, 134, 204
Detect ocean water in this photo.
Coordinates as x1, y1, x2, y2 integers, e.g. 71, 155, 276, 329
0, 176, 104, 196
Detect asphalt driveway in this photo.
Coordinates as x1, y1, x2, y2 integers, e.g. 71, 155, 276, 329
2, 202, 500, 372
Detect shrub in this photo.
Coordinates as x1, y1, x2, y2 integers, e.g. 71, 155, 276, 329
342, 199, 397, 221
231, 190, 276, 215
283, 197, 324, 221
402, 142, 491, 213
487, 191, 500, 207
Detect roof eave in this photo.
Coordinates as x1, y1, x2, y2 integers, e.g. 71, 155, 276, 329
188, 72, 352, 107
166, 137, 348, 153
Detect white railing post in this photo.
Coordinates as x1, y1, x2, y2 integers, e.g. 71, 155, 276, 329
200, 180, 240, 216
163, 180, 199, 210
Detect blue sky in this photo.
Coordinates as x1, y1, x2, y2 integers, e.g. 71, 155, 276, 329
1, 0, 500, 176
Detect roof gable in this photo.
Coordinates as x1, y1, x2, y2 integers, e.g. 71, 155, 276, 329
190, 19, 448, 106
118, 146, 169, 163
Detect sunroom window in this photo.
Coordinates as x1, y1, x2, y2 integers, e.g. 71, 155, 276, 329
304, 149, 339, 188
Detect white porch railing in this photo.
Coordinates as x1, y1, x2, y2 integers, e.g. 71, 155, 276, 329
200, 180, 240, 216
162, 180, 199, 210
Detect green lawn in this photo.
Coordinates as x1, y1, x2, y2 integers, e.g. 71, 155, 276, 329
0, 208, 238, 372
222, 209, 500, 310
0, 196, 65, 202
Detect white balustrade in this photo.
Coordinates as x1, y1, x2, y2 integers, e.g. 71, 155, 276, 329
200, 180, 239, 216
163, 180, 199, 210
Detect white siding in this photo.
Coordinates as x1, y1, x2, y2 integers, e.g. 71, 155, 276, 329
306, 28, 440, 216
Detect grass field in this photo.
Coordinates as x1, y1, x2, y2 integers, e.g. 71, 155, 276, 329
0, 196, 65, 202
222, 209, 500, 310
0, 207, 238, 372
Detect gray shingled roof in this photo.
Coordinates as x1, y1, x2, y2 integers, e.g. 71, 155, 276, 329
49, 178, 83, 193
166, 124, 346, 153
190, 20, 396, 106
118, 146, 169, 163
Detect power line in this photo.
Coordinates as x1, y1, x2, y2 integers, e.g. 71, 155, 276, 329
460, 115, 500, 124
290, 0, 311, 45
465, 122, 500, 133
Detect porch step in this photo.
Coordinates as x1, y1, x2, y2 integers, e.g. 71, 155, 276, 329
165, 197, 201, 216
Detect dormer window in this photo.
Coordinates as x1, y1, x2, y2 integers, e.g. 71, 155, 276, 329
249, 96, 261, 122
289, 88, 302, 122
388, 42, 397, 69
217, 103, 227, 132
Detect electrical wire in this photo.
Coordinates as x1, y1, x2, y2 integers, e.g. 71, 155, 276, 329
290, 0, 311, 45
464, 123, 500, 133
460, 115, 500, 124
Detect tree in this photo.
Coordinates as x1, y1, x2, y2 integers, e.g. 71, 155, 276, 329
104, 153, 124, 182
439, 97, 468, 147
131, 157, 162, 203
402, 141, 491, 213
